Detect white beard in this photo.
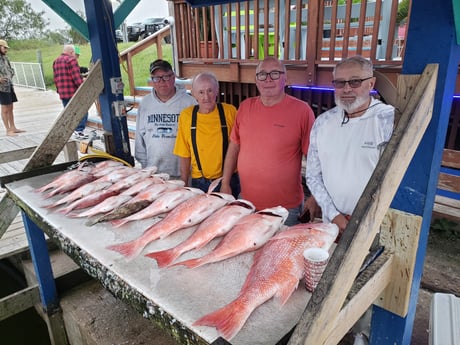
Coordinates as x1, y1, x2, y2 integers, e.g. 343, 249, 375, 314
336, 93, 369, 114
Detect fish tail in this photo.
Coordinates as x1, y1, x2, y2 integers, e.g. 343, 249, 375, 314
193, 299, 249, 340
170, 257, 203, 269
145, 248, 180, 268
106, 239, 144, 258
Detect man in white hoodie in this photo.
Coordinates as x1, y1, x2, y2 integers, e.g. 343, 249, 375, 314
135, 59, 196, 177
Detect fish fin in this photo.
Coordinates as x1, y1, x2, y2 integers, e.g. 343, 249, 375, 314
274, 276, 299, 306
170, 257, 202, 269
193, 299, 250, 340
207, 177, 222, 194
145, 248, 180, 268
106, 239, 143, 258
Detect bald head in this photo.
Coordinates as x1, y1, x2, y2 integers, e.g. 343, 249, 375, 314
63, 44, 75, 55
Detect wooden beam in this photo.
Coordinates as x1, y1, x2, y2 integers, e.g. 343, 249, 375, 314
324, 252, 394, 345
288, 64, 438, 345
0, 285, 41, 322
375, 210, 422, 316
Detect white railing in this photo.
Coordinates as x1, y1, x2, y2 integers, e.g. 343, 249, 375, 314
11, 62, 46, 91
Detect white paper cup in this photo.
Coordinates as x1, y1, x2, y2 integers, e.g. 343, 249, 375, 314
303, 247, 329, 292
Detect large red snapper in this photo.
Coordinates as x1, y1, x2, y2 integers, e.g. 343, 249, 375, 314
106, 192, 235, 259
193, 222, 339, 340
145, 199, 255, 268
68, 194, 132, 218
43, 171, 96, 199
172, 206, 289, 269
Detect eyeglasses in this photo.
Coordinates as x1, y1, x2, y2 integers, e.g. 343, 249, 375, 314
256, 70, 285, 81
332, 76, 373, 89
151, 74, 174, 83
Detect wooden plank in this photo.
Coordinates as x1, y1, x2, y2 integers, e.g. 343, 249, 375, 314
375, 210, 422, 316
438, 172, 460, 194
324, 252, 394, 345
0, 147, 36, 164
288, 64, 438, 345
0, 285, 41, 322
442, 148, 460, 169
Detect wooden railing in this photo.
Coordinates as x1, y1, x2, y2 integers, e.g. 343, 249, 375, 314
118, 26, 171, 95
171, 0, 407, 83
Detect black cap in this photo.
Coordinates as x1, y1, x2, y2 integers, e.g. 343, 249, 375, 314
150, 59, 173, 74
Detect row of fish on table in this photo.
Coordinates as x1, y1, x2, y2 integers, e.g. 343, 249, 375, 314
34, 160, 339, 341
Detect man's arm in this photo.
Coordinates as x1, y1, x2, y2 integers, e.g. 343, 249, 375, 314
179, 157, 191, 186
220, 141, 239, 195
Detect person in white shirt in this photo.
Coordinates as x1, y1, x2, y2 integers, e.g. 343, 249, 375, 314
306, 55, 394, 234
135, 59, 196, 177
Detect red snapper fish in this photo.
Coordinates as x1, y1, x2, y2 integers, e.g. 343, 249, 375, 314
145, 199, 255, 268
111, 187, 203, 228
68, 194, 132, 218
193, 222, 339, 340
43, 171, 96, 199
34, 165, 92, 193
172, 206, 289, 269
107, 192, 235, 259
58, 189, 119, 215
105, 167, 157, 193
87, 181, 188, 226
44, 181, 112, 209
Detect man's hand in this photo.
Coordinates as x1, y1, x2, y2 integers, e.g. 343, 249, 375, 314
299, 196, 321, 223
332, 214, 349, 233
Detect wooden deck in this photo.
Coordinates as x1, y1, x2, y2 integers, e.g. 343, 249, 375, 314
0, 87, 110, 260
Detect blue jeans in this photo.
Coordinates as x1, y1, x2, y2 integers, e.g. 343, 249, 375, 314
284, 203, 303, 226
62, 98, 88, 132
192, 173, 240, 199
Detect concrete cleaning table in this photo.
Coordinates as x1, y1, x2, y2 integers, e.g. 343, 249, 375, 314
4, 170, 312, 345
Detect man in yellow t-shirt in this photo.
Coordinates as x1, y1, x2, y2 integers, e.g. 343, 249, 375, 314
174, 72, 239, 196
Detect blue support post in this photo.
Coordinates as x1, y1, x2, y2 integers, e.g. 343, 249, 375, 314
370, 1, 460, 344
83, 0, 134, 166
21, 213, 60, 314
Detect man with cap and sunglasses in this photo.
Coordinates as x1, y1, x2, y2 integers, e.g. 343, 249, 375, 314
135, 59, 196, 177
0, 39, 25, 136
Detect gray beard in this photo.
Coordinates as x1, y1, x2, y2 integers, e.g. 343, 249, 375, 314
336, 94, 369, 114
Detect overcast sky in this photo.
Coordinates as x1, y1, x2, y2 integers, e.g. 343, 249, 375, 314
27, 0, 169, 29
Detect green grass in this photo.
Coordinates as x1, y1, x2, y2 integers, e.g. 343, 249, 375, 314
7, 40, 173, 94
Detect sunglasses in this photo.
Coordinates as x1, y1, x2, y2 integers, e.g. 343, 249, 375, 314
332, 76, 373, 89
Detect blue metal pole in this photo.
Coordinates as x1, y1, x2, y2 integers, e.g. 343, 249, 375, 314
21, 213, 60, 314
83, 0, 134, 166
370, 0, 460, 343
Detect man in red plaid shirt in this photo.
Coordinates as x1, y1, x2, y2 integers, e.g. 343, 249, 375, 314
53, 44, 88, 139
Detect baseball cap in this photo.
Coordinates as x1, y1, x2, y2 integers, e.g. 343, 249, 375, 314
74, 45, 81, 55
150, 59, 173, 74
0, 40, 9, 48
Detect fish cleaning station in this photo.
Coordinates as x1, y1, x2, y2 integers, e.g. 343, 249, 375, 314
0, 0, 460, 344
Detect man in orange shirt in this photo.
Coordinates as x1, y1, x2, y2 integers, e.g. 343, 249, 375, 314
221, 57, 315, 226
